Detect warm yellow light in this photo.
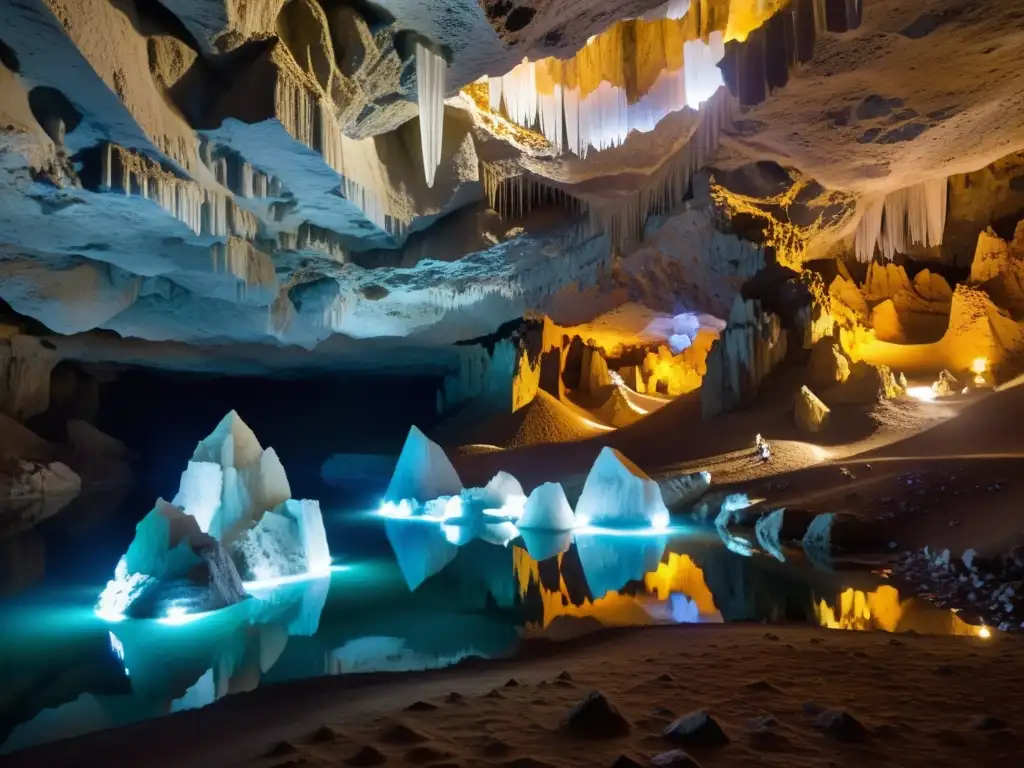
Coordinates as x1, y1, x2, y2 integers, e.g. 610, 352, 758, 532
971, 357, 988, 375
907, 386, 937, 401
978, 626, 991, 639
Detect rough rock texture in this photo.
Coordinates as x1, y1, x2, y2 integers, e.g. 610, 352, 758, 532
794, 385, 829, 434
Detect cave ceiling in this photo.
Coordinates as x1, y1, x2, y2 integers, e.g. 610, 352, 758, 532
0, 0, 1022, 373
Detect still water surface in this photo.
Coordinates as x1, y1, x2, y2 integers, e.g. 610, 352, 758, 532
0, 495, 984, 755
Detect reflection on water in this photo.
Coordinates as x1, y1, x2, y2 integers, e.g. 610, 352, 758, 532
816, 586, 989, 638
0, 514, 990, 755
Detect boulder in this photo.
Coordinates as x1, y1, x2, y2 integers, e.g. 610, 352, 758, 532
913, 269, 954, 303
869, 299, 904, 341
825, 361, 903, 404
794, 386, 830, 434
806, 339, 850, 389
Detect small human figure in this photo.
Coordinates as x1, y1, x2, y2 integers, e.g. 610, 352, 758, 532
754, 433, 771, 462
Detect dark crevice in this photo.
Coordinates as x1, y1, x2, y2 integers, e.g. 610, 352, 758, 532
0, 38, 20, 73
110, 0, 203, 53
27, 86, 83, 144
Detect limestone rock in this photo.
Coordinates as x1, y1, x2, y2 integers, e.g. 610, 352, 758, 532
826, 361, 903, 404
968, 227, 1024, 314
870, 299, 904, 341
828, 276, 868, 325
561, 691, 631, 738
663, 709, 730, 747
932, 369, 959, 397
913, 269, 954, 303
863, 262, 911, 303
806, 339, 850, 389
4, 460, 81, 499
0, 414, 51, 462
582, 346, 612, 394
795, 385, 830, 434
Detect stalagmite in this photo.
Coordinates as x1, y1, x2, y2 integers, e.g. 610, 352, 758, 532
415, 43, 446, 188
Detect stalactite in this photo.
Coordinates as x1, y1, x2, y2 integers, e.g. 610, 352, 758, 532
720, 0, 862, 108
589, 88, 734, 247
274, 78, 406, 238
486, 25, 726, 158
416, 43, 446, 188
854, 178, 949, 263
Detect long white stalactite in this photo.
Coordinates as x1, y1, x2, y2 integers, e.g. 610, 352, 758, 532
854, 178, 949, 263
416, 43, 446, 188
487, 32, 725, 159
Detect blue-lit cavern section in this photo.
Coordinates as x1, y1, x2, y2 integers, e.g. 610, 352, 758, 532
3, 0, 1024, 765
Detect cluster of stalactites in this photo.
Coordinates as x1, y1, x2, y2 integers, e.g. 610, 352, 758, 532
273, 78, 407, 238
719, 0, 861, 108
480, 163, 590, 223
854, 178, 949, 263
480, 89, 732, 250
486, 7, 728, 158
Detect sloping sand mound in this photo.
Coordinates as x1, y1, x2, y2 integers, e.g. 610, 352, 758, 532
594, 386, 644, 428
445, 391, 606, 451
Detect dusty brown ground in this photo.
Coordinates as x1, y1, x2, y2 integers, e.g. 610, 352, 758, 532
6, 624, 1020, 768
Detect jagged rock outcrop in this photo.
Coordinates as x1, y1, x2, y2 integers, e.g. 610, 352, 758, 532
969, 224, 1024, 315
701, 297, 787, 419
794, 385, 829, 434
806, 338, 850, 389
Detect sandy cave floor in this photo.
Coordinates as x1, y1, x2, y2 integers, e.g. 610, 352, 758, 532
7, 624, 1022, 768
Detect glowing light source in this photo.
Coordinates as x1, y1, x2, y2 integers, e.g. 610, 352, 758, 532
906, 386, 937, 402
978, 625, 991, 639
971, 357, 988, 386
377, 499, 414, 518
650, 509, 670, 531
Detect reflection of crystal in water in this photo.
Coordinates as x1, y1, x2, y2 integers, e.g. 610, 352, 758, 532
644, 553, 720, 618
575, 533, 668, 600
329, 636, 477, 674
171, 668, 214, 713
384, 519, 459, 591
518, 529, 574, 562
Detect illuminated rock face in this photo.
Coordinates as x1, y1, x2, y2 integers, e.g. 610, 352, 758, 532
97, 412, 329, 616
518, 482, 575, 531
575, 447, 670, 528
385, 425, 464, 504
100, 499, 248, 619
794, 385, 830, 434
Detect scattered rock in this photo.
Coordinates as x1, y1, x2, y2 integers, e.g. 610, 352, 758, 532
651, 749, 702, 767
657, 672, 676, 682
379, 722, 430, 745
480, 738, 511, 757
504, 678, 522, 688
813, 709, 871, 742
556, 670, 573, 681
663, 710, 730, 747
611, 755, 647, 768
444, 692, 465, 704
405, 700, 438, 711
344, 745, 387, 766
266, 741, 298, 757
307, 725, 341, 743
652, 706, 676, 718
744, 680, 781, 693
404, 746, 452, 764
561, 691, 632, 739
486, 689, 504, 698
802, 701, 825, 716
763, 632, 780, 641
972, 715, 1009, 731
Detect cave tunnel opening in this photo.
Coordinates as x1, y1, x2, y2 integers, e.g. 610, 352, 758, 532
93, 368, 443, 502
